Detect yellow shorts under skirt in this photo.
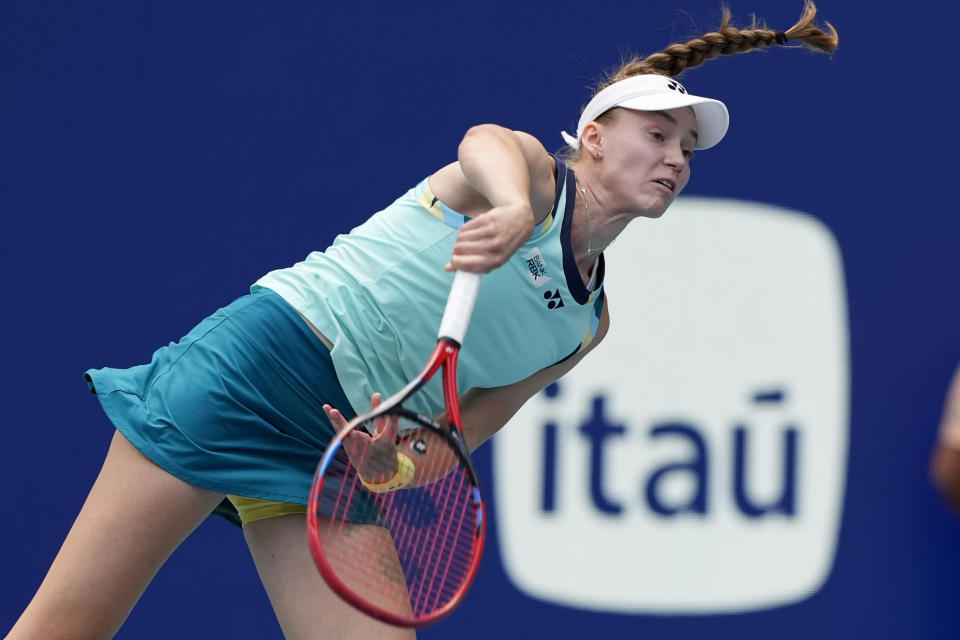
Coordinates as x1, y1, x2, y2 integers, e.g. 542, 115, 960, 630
226, 495, 307, 528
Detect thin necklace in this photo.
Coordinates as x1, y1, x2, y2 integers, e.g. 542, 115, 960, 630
575, 175, 599, 256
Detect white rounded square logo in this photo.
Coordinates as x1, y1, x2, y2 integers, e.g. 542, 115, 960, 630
494, 197, 849, 614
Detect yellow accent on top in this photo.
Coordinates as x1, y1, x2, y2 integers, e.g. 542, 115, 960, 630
418, 178, 557, 238
417, 181, 447, 222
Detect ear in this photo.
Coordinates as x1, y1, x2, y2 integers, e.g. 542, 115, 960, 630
580, 121, 603, 158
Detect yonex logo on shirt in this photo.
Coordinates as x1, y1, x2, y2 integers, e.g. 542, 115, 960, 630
544, 290, 565, 309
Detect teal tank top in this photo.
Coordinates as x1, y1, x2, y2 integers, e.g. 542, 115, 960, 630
253, 156, 605, 419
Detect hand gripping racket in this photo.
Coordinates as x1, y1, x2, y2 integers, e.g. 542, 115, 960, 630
307, 271, 486, 628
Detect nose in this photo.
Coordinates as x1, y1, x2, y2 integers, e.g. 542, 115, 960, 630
664, 142, 686, 173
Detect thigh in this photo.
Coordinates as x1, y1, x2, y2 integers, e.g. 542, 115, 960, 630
8, 430, 225, 640
243, 513, 416, 640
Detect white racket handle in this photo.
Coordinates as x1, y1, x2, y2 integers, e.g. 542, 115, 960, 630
437, 271, 482, 344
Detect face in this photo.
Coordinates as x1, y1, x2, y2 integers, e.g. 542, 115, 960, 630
587, 106, 698, 218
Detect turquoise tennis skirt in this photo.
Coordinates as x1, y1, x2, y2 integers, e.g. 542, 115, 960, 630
84, 288, 358, 527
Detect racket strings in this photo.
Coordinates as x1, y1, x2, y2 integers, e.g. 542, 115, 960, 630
394, 469, 472, 614
314, 417, 482, 621
315, 446, 403, 607
382, 435, 476, 616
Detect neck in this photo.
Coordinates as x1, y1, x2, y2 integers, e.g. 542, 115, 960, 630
572, 172, 629, 271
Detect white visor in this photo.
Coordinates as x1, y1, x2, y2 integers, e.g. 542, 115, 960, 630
561, 74, 729, 151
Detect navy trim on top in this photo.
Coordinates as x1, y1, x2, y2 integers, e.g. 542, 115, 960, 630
554, 156, 606, 305
548, 154, 567, 219
594, 252, 606, 289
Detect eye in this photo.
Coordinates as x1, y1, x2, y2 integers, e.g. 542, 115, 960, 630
682, 149, 695, 161
649, 130, 666, 142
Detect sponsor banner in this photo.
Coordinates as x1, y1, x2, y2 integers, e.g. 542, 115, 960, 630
494, 197, 849, 614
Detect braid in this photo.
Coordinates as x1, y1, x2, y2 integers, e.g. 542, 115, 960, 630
600, 1, 838, 88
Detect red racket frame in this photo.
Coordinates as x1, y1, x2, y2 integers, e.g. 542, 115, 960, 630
307, 337, 487, 628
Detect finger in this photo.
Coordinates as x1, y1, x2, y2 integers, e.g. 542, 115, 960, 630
456, 227, 506, 248
323, 404, 350, 433
451, 237, 508, 257
448, 254, 498, 274
370, 393, 393, 436
456, 221, 498, 240
381, 412, 400, 443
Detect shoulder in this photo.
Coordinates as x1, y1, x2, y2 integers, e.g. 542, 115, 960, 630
508, 130, 558, 219
511, 130, 555, 181
510, 130, 550, 161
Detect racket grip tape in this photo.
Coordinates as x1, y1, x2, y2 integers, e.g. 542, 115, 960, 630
438, 271, 482, 344
358, 452, 416, 493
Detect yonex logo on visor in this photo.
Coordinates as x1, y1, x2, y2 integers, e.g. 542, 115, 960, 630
560, 74, 730, 151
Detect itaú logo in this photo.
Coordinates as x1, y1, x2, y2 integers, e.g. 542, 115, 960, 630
493, 197, 849, 614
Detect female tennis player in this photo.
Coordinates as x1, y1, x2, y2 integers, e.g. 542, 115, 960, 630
7, 3, 837, 639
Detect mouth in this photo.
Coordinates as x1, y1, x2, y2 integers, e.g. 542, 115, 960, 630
653, 178, 676, 193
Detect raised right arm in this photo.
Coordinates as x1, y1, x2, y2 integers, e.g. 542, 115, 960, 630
428, 126, 557, 273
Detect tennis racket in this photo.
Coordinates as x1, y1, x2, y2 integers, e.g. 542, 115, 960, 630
307, 270, 486, 628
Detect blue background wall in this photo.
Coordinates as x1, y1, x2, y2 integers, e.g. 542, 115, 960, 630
2, 1, 958, 637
